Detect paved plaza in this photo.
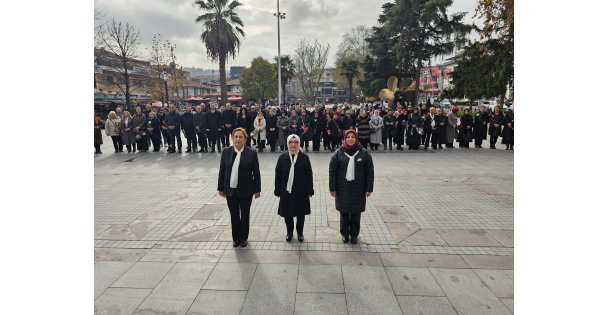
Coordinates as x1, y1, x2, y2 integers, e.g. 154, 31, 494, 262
94, 138, 514, 314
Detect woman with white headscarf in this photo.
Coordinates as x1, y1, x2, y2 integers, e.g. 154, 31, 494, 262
329, 129, 374, 244
369, 109, 383, 150
274, 134, 314, 242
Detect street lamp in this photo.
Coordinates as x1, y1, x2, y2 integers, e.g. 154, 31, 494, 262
162, 70, 169, 105
274, 0, 286, 106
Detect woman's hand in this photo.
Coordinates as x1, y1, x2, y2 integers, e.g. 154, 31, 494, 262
366, 192, 372, 197
254, 192, 261, 199
330, 191, 336, 198
218, 191, 225, 198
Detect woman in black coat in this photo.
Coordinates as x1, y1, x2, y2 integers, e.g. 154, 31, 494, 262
146, 111, 162, 152
265, 108, 279, 152
274, 134, 314, 242
406, 107, 422, 150
394, 105, 407, 151
218, 128, 261, 248
488, 105, 504, 149
311, 111, 323, 152
236, 107, 253, 147
329, 129, 374, 244
501, 105, 514, 150
458, 108, 473, 148
382, 109, 396, 150
473, 105, 489, 148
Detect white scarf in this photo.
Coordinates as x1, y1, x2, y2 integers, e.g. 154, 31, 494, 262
285, 134, 301, 193
229, 146, 244, 188
344, 150, 360, 181
286, 153, 298, 194
430, 115, 435, 127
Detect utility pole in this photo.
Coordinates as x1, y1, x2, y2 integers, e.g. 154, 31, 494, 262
274, 0, 286, 106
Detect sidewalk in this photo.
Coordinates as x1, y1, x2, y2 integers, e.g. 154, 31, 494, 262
95, 136, 514, 314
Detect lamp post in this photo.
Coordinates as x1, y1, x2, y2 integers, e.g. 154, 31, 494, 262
162, 71, 169, 105
274, 1, 286, 106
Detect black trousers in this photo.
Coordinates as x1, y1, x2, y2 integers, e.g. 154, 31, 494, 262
94, 144, 101, 153
160, 128, 169, 145
208, 135, 221, 151
184, 128, 196, 150
284, 215, 305, 235
226, 195, 253, 242
323, 133, 332, 149
222, 127, 233, 146
151, 133, 161, 151
111, 136, 122, 151
340, 212, 361, 238
359, 138, 369, 149
312, 134, 321, 151
424, 132, 438, 148
490, 134, 499, 147
197, 132, 208, 151
168, 128, 182, 150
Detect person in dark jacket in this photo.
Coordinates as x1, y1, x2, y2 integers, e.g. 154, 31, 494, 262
488, 105, 504, 149
180, 106, 196, 152
206, 103, 223, 153
94, 111, 103, 154
121, 111, 136, 153
395, 105, 407, 150
265, 108, 279, 152
194, 105, 208, 152
157, 108, 169, 148
221, 103, 237, 147
237, 107, 253, 147
274, 134, 314, 242
502, 105, 514, 150
382, 109, 396, 150
406, 107, 422, 150
217, 128, 261, 248
436, 108, 447, 149
329, 129, 374, 244
146, 111, 162, 151
311, 111, 323, 151
298, 109, 312, 151
473, 105, 489, 148
322, 111, 338, 151
132, 107, 148, 152
458, 108, 473, 148
165, 105, 182, 153
356, 109, 371, 149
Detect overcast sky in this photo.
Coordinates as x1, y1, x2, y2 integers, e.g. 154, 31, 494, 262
95, 0, 479, 70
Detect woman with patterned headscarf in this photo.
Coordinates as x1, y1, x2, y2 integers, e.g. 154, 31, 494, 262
369, 109, 383, 150
329, 129, 374, 244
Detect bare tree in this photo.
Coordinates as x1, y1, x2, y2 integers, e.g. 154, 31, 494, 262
101, 19, 141, 108
294, 39, 330, 104
335, 25, 371, 62
94, 7, 107, 90
146, 34, 170, 101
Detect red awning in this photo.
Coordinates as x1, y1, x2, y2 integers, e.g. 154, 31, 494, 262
186, 97, 204, 101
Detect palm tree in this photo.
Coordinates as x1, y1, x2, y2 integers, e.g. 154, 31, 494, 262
274, 55, 295, 105
338, 57, 361, 103
194, 0, 245, 106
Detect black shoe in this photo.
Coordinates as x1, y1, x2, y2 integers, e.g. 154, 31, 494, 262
342, 236, 349, 243
286, 234, 293, 242
233, 241, 239, 247
297, 234, 304, 242
240, 240, 248, 247
211, 150, 215, 153
178, 149, 182, 153
186, 149, 192, 153
350, 237, 358, 244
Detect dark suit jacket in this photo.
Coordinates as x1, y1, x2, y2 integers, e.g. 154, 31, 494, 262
218, 146, 261, 198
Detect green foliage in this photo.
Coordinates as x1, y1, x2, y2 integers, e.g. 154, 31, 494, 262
273, 55, 295, 103
338, 57, 361, 103
241, 57, 277, 100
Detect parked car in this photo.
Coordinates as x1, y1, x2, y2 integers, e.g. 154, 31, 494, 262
439, 99, 451, 109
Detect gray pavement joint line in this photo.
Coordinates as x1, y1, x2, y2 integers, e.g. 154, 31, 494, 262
184, 259, 220, 314
428, 267, 460, 314
238, 261, 260, 315
382, 265, 402, 312
340, 265, 350, 315
132, 261, 177, 314
499, 296, 514, 314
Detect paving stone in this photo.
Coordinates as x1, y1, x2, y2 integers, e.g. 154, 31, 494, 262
404, 229, 448, 246
172, 220, 216, 237
170, 225, 224, 242
220, 250, 300, 264
135, 263, 215, 314
437, 229, 503, 247
97, 220, 162, 240
462, 255, 514, 270
342, 266, 402, 315
300, 251, 383, 266
95, 248, 148, 262
385, 222, 420, 243
191, 204, 227, 220
202, 263, 257, 290
377, 206, 414, 223
187, 290, 247, 315
139, 249, 222, 263
266, 225, 288, 241
474, 269, 514, 298
246, 225, 270, 241
294, 293, 347, 315
137, 202, 178, 220
112, 262, 175, 289
95, 288, 152, 315
370, 194, 402, 206
486, 229, 514, 247
380, 253, 470, 268
313, 226, 342, 243
396, 296, 458, 315
297, 264, 344, 293
94, 224, 112, 238
240, 264, 298, 315
500, 297, 514, 313
430, 268, 511, 315
385, 267, 445, 296
94, 261, 135, 299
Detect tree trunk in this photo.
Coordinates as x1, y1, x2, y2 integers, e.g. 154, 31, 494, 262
282, 81, 287, 105
124, 64, 131, 109
348, 77, 353, 103
219, 54, 227, 107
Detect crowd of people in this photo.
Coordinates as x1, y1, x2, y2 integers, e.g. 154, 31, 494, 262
94, 101, 514, 155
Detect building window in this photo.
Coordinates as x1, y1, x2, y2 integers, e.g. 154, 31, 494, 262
106, 76, 114, 84
136, 80, 143, 87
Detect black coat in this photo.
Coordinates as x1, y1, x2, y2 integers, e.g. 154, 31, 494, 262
274, 152, 314, 217
329, 145, 374, 214
265, 115, 279, 142
458, 114, 473, 143
206, 110, 222, 137
180, 112, 195, 131
237, 114, 253, 133
194, 111, 208, 134
218, 146, 261, 198
473, 112, 489, 140
489, 112, 504, 137
501, 111, 514, 143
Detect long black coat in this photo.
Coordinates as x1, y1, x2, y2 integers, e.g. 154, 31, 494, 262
274, 152, 314, 217
206, 110, 222, 137
265, 115, 279, 142
501, 111, 514, 144
458, 115, 473, 143
489, 112, 504, 138
329, 145, 374, 214
217, 146, 261, 198
473, 112, 489, 140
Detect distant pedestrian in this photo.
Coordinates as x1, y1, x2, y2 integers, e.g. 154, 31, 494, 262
105, 111, 122, 152
488, 105, 503, 149
502, 105, 514, 150
94, 111, 103, 154
121, 111, 136, 153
